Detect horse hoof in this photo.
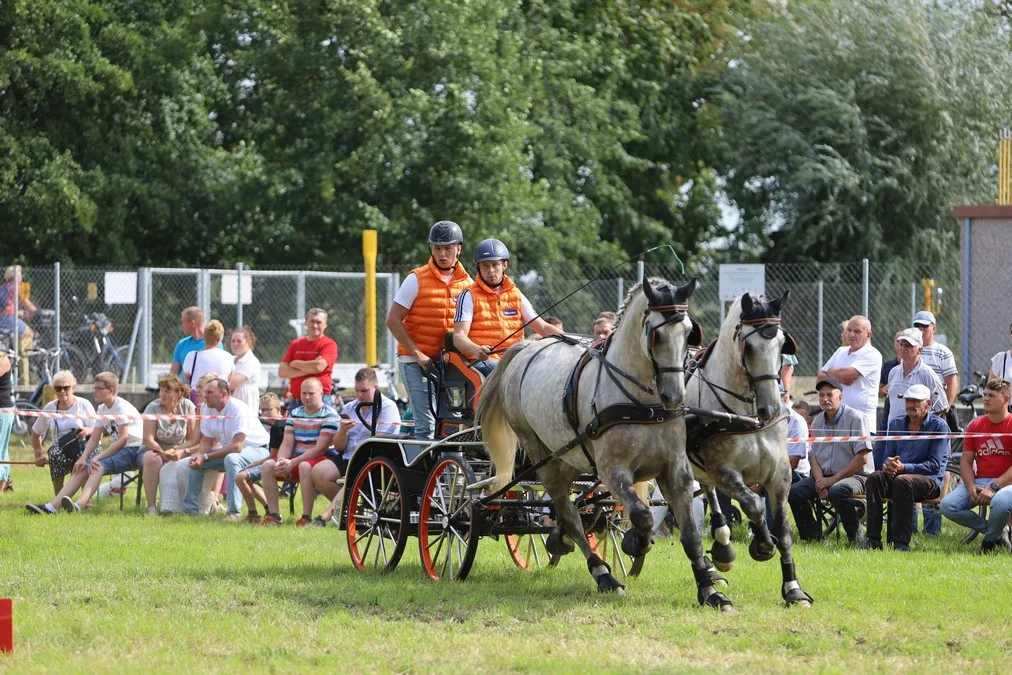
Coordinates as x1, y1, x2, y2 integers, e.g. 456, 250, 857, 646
621, 529, 652, 557
713, 560, 733, 572
792, 600, 812, 609
720, 603, 736, 613
709, 542, 736, 570
748, 537, 777, 562
546, 527, 575, 556
596, 573, 626, 594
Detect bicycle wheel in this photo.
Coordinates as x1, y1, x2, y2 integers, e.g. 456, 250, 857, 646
100, 345, 130, 380
60, 344, 91, 382
12, 402, 40, 437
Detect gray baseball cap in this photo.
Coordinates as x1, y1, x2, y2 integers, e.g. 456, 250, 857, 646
912, 311, 936, 326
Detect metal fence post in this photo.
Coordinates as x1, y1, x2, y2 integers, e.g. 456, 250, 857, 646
139, 267, 151, 387
616, 278, 624, 311
817, 280, 824, 371
961, 217, 972, 378
636, 260, 645, 284
296, 272, 306, 324
910, 282, 917, 324
389, 272, 399, 386
199, 269, 211, 320
862, 258, 869, 319
54, 262, 61, 371
236, 262, 244, 328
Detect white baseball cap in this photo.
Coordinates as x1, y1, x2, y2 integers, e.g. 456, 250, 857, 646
897, 327, 923, 348
903, 384, 931, 400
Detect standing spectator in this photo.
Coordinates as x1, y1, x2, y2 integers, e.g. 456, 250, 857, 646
839, 319, 849, 347
27, 372, 143, 514
0, 350, 13, 494
987, 322, 1012, 381
912, 311, 960, 430
386, 221, 471, 439
182, 377, 270, 520
883, 329, 946, 426
878, 330, 904, 431
229, 325, 261, 412
260, 377, 339, 525
0, 266, 37, 342
817, 315, 882, 433
312, 367, 401, 526
453, 238, 561, 375
781, 354, 798, 398
861, 385, 948, 551
940, 378, 1012, 553
235, 393, 287, 523
788, 377, 873, 543
592, 317, 614, 339
279, 308, 339, 406
29, 370, 96, 495
182, 319, 234, 399
169, 307, 205, 377
140, 374, 198, 515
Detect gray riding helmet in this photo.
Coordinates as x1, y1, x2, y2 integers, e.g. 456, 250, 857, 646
428, 220, 464, 245
474, 238, 510, 263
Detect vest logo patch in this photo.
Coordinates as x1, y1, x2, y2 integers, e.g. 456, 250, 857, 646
503, 309, 519, 317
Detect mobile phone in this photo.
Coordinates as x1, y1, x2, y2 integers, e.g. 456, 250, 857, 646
339, 412, 351, 420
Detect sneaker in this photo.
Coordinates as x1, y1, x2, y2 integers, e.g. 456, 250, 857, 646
848, 524, 867, 544
892, 542, 911, 552
223, 513, 243, 522
261, 514, 283, 526
25, 503, 54, 515
999, 525, 1012, 553
306, 515, 328, 528
147, 507, 159, 517
246, 514, 262, 525
61, 496, 80, 513
296, 516, 313, 527
858, 538, 882, 551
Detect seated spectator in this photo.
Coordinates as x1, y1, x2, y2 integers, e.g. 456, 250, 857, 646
182, 319, 234, 403
27, 372, 143, 514
159, 372, 223, 514
236, 392, 287, 523
182, 377, 270, 520
29, 369, 96, 496
988, 323, 1012, 381
313, 367, 401, 526
228, 325, 262, 412
592, 317, 613, 339
788, 377, 873, 543
861, 385, 948, 551
756, 384, 811, 526
140, 375, 198, 515
940, 378, 1012, 553
260, 378, 339, 526
543, 316, 564, 331
792, 399, 813, 427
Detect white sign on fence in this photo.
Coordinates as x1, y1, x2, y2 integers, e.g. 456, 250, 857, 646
104, 272, 138, 304
719, 264, 765, 302
220, 272, 252, 305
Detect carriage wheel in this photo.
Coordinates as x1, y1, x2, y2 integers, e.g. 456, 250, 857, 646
505, 532, 560, 570
346, 458, 410, 573
419, 456, 480, 581
591, 507, 644, 578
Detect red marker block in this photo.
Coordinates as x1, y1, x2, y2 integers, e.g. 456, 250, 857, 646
0, 598, 11, 653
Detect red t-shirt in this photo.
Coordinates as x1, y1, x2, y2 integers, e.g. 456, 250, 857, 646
282, 335, 338, 398
964, 414, 1012, 479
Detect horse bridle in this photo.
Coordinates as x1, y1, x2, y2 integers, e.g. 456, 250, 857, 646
643, 302, 689, 388
695, 315, 785, 415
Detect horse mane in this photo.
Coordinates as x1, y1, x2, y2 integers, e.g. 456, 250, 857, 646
614, 277, 667, 330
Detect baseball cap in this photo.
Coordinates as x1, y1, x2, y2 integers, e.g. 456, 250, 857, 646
912, 311, 936, 327
815, 377, 843, 392
903, 384, 931, 400
897, 327, 923, 348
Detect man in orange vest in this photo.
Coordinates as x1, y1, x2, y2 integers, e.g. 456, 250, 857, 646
386, 221, 473, 439
452, 238, 562, 376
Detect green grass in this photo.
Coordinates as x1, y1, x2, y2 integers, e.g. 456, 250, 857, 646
2, 437, 1011, 673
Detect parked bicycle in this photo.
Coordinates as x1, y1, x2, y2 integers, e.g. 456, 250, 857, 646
956, 370, 989, 416
59, 300, 128, 382
5, 347, 63, 436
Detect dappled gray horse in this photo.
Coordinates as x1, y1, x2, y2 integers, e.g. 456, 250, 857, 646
685, 291, 813, 607
478, 278, 733, 608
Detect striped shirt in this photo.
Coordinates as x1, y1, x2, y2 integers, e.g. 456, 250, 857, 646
285, 404, 340, 457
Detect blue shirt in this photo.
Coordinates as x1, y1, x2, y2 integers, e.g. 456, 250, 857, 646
172, 336, 205, 369
873, 414, 949, 489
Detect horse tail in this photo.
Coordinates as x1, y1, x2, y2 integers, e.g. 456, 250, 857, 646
476, 344, 525, 492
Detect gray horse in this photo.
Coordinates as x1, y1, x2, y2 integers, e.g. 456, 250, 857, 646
685, 291, 813, 607
477, 278, 733, 608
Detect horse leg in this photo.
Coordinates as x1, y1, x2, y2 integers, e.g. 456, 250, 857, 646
713, 466, 777, 563
540, 467, 624, 594
768, 474, 814, 607
656, 460, 733, 611
598, 463, 654, 560
705, 487, 736, 573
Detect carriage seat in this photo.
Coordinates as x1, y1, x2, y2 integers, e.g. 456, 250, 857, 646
430, 333, 485, 438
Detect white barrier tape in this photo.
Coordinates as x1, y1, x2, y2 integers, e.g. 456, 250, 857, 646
789, 432, 1012, 443
11, 408, 415, 426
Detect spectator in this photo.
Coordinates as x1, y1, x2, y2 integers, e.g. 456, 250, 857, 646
598, 310, 617, 322
592, 317, 614, 339
817, 315, 882, 432
912, 311, 960, 430
792, 399, 813, 427
386, 221, 471, 439
229, 325, 261, 412
878, 330, 904, 431
987, 322, 1012, 381
159, 372, 224, 514
757, 384, 810, 526
182, 319, 234, 402
883, 328, 946, 427
313, 367, 401, 526
544, 316, 564, 331
839, 319, 849, 347
182, 377, 270, 520
139, 374, 198, 515
788, 377, 873, 543
781, 354, 798, 397
0, 265, 36, 342
27, 372, 143, 514
453, 238, 562, 375
29, 369, 96, 495
0, 350, 13, 494
279, 308, 339, 406
235, 393, 287, 523
169, 307, 205, 377
940, 378, 1012, 554
260, 377, 339, 526
861, 385, 948, 551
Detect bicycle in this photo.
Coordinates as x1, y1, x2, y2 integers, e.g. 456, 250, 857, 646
6, 347, 64, 437
59, 302, 128, 382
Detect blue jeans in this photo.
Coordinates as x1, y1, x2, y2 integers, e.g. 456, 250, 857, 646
97, 445, 145, 474
0, 315, 28, 338
912, 502, 942, 535
472, 359, 495, 377
183, 444, 269, 515
400, 361, 434, 440
940, 480, 1012, 543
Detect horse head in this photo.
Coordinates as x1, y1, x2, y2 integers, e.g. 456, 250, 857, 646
639, 277, 700, 409
736, 290, 795, 421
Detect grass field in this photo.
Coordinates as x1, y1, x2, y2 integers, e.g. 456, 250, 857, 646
2, 437, 1011, 673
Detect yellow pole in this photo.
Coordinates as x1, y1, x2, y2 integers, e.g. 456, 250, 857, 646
1000, 129, 1011, 205
363, 230, 378, 366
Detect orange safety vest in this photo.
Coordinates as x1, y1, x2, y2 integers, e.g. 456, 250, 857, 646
466, 274, 525, 357
398, 259, 472, 359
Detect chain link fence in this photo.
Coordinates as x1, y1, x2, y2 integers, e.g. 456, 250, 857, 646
6, 258, 988, 393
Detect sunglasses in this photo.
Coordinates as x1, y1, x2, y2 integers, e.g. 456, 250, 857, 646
53, 385, 73, 392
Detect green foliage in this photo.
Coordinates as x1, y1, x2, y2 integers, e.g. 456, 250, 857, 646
714, 0, 1012, 264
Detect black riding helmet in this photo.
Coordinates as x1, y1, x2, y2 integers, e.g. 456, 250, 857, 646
428, 220, 464, 246
473, 238, 510, 264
